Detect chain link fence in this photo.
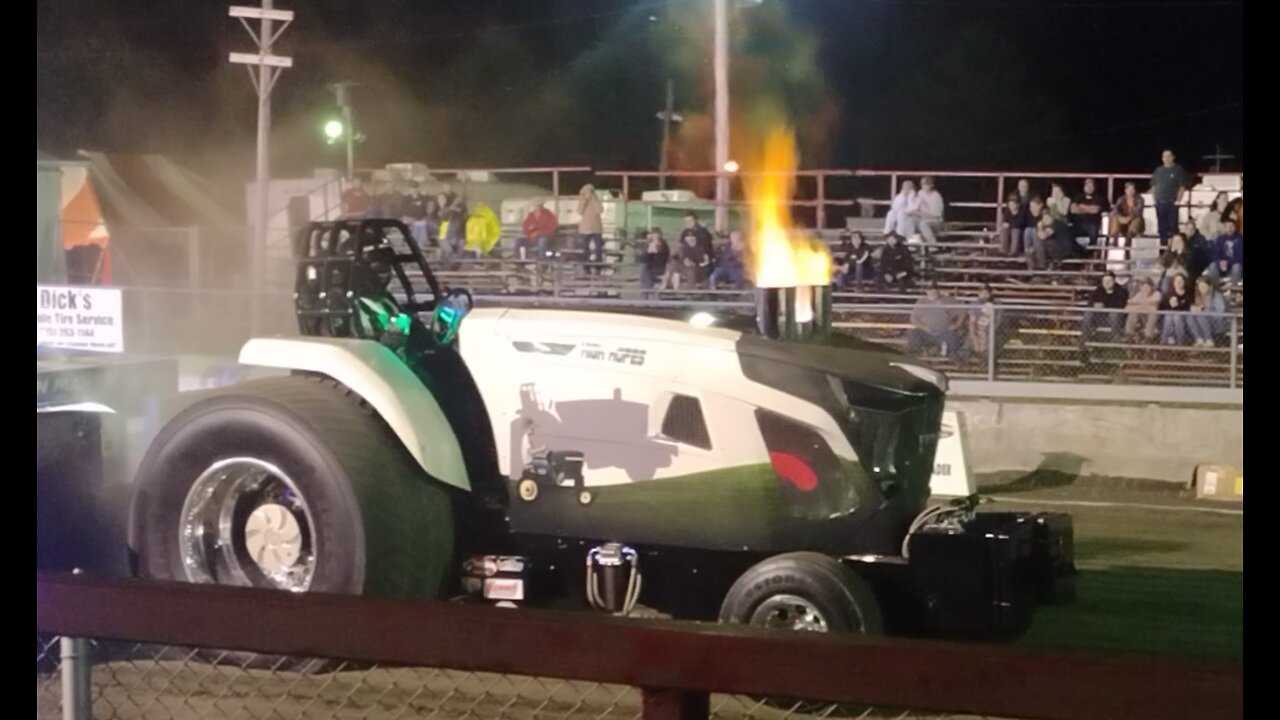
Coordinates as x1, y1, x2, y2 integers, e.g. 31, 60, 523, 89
824, 303, 1242, 388
36, 634, 1030, 720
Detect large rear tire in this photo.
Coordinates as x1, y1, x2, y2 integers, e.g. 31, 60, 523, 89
130, 374, 455, 666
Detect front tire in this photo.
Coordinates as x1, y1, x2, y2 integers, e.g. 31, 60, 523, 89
719, 552, 883, 634
719, 552, 884, 714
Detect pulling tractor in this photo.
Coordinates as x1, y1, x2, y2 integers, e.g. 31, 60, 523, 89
128, 219, 1074, 642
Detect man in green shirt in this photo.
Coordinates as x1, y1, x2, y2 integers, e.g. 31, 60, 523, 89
1151, 149, 1189, 242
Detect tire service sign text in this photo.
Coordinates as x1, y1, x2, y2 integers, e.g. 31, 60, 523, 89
36, 285, 125, 353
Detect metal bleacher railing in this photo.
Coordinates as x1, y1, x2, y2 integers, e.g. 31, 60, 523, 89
111, 249, 1242, 394
81, 165, 1242, 395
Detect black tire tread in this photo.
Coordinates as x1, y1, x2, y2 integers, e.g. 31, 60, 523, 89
207, 373, 455, 599
719, 551, 884, 634
134, 373, 454, 600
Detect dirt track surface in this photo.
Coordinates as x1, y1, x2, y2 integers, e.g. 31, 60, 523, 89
37, 477, 1241, 720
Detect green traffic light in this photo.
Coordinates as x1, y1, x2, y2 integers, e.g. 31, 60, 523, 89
323, 119, 345, 141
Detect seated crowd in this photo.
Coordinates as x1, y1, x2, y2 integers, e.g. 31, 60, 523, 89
340, 159, 1242, 359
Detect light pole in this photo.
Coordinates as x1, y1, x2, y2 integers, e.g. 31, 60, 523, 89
328, 81, 359, 179
713, 0, 729, 233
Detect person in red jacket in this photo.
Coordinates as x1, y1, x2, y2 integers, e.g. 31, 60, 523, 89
518, 200, 560, 260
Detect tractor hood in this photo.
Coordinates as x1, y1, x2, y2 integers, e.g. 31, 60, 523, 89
735, 332, 947, 398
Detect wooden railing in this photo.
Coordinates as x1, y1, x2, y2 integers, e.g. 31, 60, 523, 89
36, 572, 1242, 720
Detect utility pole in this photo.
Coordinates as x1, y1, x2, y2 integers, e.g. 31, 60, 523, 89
229, 0, 292, 315
1202, 144, 1235, 173
713, 0, 729, 233
655, 79, 682, 190
328, 81, 359, 179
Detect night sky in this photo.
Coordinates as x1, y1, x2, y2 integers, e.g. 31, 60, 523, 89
37, 0, 1243, 189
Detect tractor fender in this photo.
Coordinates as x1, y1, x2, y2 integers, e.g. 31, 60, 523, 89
238, 337, 470, 492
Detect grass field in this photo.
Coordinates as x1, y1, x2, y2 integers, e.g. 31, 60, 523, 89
979, 472, 1242, 663
37, 475, 1242, 719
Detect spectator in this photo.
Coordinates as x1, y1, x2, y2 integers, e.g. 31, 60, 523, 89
1046, 183, 1071, 223
673, 215, 713, 288
1081, 271, 1128, 343
340, 177, 370, 218
438, 182, 468, 260
518, 200, 559, 260
907, 283, 967, 359
365, 181, 387, 218
998, 194, 1030, 256
435, 192, 457, 259
375, 183, 400, 220
1021, 195, 1045, 258
1159, 273, 1193, 345
1223, 195, 1243, 234
1028, 203, 1075, 270
1197, 191, 1230, 240
967, 282, 1000, 359
1181, 218, 1212, 279
1015, 178, 1032, 205
399, 182, 433, 246
1123, 276, 1161, 343
1069, 178, 1107, 248
576, 184, 605, 272
1188, 275, 1228, 347
1158, 232, 1192, 294
1150, 149, 1189, 241
1207, 219, 1243, 286
910, 176, 945, 244
883, 180, 918, 238
1110, 182, 1145, 242
636, 228, 670, 299
834, 232, 873, 292
676, 211, 714, 285
709, 230, 746, 289
878, 232, 914, 290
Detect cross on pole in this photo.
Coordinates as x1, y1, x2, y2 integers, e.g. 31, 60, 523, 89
1201, 144, 1235, 173
655, 79, 684, 191
229, 0, 293, 327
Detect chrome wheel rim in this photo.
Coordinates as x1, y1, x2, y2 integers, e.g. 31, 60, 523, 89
750, 594, 830, 632
179, 457, 316, 592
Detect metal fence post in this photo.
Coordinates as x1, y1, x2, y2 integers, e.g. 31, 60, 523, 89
60, 636, 92, 720
995, 175, 1006, 228
60, 570, 92, 720
1228, 314, 1239, 389
816, 173, 827, 230
987, 306, 999, 381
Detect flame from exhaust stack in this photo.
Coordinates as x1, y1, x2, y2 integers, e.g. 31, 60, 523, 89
744, 126, 833, 289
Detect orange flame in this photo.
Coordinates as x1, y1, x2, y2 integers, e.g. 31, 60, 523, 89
744, 125, 833, 288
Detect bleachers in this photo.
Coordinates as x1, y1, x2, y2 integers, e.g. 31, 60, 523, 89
408, 227, 1242, 389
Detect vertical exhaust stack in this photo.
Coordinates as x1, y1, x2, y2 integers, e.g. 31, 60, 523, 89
755, 284, 832, 342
